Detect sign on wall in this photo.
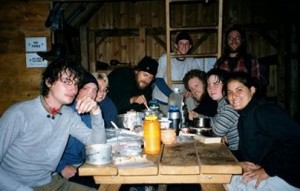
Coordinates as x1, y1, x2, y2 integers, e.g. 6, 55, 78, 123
25, 37, 48, 68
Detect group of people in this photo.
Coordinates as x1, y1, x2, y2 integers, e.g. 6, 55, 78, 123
1, 26, 300, 191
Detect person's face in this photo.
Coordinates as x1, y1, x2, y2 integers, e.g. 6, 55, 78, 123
95, 79, 108, 102
175, 39, 191, 55
47, 70, 79, 105
76, 83, 98, 101
135, 71, 154, 89
207, 75, 223, 101
227, 30, 242, 53
188, 77, 205, 102
226, 80, 255, 110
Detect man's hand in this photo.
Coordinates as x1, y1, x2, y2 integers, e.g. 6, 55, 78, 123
130, 95, 147, 105
60, 165, 77, 179
76, 95, 100, 114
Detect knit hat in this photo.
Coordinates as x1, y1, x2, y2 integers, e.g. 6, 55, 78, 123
78, 72, 99, 91
175, 31, 193, 45
136, 56, 159, 76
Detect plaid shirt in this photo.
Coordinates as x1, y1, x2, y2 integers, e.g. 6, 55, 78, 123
215, 56, 260, 80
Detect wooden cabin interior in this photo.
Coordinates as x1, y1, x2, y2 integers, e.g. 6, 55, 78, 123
0, 0, 299, 121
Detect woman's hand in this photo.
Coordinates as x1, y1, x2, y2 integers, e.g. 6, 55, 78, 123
188, 111, 199, 121
242, 167, 269, 188
240, 161, 260, 172
240, 161, 269, 188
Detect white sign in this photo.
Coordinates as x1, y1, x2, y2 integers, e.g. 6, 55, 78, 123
25, 37, 47, 52
26, 53, 48, 68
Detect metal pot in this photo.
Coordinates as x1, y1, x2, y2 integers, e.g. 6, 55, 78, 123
85, 144, 112, 165
193, 117, 211, 128
116, 112, 144, 130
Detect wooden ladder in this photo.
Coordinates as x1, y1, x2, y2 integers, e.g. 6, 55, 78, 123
165, 0, 224, 86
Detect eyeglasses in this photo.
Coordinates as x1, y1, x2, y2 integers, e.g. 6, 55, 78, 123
60, 77, 79, 86
98, 88, 109, 93
227, 36, 241, 42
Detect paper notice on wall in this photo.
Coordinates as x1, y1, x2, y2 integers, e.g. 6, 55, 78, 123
26, 53, 48, 68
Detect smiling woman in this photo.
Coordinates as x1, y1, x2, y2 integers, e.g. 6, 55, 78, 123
225, 72, 300, 191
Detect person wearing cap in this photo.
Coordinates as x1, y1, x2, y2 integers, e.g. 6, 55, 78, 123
152, 31, 200, 115
107, 56, 158, 114
55, 71, 104, 188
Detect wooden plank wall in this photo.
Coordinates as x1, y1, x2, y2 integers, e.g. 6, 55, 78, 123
0, 3, 50, 116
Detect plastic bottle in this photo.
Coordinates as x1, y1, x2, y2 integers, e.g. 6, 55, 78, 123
167, 105, 181, 135
168, 88, 183, 110
143, 114, 161, 154
180, 98, 188, 128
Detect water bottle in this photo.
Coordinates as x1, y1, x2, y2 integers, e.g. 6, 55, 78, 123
167, 105, 181, 136
143, 114, 161, 155
180, 98, 188, 128
168, 88, 183, 110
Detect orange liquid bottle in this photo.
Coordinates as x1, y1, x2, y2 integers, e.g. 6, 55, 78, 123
143, 114, 161, 154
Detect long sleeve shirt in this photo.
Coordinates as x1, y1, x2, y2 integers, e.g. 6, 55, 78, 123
0, 96, 106, 191
210, 97, 239, 151
99, 96, 118, 129
152, 53, 199, 104
237, 97, 300, 188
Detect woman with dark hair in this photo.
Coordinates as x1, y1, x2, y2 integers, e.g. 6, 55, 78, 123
225, 72, 300, 191
206, 68, 239, 156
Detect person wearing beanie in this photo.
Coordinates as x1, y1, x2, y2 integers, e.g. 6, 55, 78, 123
107, 56, 158, 114
152, 31, 201, 115
55, 71, 103, 189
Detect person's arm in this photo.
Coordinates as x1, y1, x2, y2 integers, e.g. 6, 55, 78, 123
210, 102, 239, 137
69, 107, 106, 145
155, 78, 173, 97
99, 97, 118, 128
255, 104, 300, 178
0, 110, 33, 191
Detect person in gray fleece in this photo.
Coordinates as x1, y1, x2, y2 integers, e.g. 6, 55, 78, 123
0, 59, 106, 191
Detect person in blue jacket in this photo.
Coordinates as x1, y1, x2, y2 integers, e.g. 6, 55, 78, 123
55, 71, 103, 188
92, 72, 118, 129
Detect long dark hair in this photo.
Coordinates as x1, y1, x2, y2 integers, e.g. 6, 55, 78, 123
40, 59, 85, 96
223, 25, 248, 57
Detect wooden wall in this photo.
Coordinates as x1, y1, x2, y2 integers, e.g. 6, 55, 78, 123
0, 3, 50, 116
0, 0, 298, 118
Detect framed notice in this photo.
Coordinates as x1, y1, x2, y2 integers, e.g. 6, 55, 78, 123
26, 53, 48, 68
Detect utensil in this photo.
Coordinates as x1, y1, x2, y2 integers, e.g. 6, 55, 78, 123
111, 121, 119, 129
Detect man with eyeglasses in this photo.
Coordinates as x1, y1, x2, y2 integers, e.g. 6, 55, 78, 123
55, 71, 103, 189
214, 26, 264, 90
0, 59, 105, 191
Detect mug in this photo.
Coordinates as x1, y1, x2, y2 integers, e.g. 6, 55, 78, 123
161, 128, 176, 145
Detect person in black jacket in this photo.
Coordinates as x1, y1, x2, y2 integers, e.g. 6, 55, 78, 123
107, 56, 158, 114
225, 72, 300, 190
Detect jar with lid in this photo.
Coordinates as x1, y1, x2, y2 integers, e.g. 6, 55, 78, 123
143, 114, 161, 154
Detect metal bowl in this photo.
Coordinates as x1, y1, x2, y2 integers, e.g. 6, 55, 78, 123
116, 112, 144, 130
193, 117, 211, 128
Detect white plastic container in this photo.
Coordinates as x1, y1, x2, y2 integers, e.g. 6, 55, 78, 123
86, 144, 112, 165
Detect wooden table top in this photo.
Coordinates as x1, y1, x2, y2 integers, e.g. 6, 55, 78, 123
79, 141, 242, 186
